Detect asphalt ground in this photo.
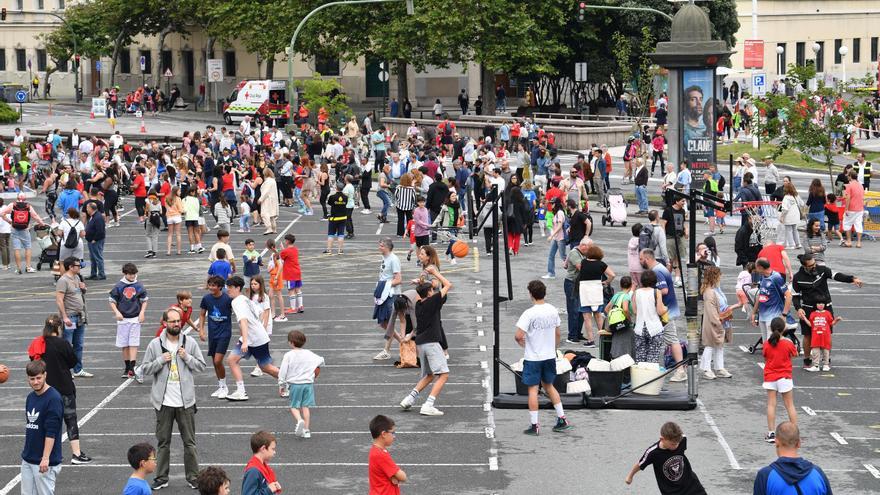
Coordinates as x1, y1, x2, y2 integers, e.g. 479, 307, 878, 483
0, 160, 878, 494
0, 195, 501, 494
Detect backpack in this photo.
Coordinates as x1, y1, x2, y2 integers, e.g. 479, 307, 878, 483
11, 202, 31, 230
64, 220, 80, 249
444, 121, 453, 136
638, 224, 655, 252
607, 293, 630, 333
148, 208, 162, 229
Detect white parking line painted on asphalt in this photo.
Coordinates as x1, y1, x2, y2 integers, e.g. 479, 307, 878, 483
830, 432, 849, 445
811, 410, 879, 414
801, 406, 816, 416
696, 399, 741, 470
799, 385, 880, 390
0, 462, 488, 469
0, 430, 487, 439
0, 404, 486, 413
865, 464, 880, 479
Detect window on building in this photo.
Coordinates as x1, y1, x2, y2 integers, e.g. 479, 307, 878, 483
15, 49, 26, 71
36, 49, 46, 71
872, 38, 879, 63
815, 41, 825, 72
120, 50, 131, 74
314, 55, 340, 76
776, 43, 786, 75
15, 0, 23, 10
224, 51, 236, 77
796, 42, 805, 67
161, 50, 172, 74
182, 50, 194, 86
853, 38, 861, 64
140, 50, 152, 74
833, 39, 842, 65
58, 0, 64, 9
0, 50, 6, 72
36, 0, 44, 9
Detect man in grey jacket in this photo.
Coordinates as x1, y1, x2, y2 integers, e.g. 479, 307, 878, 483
141, 308, 206, 490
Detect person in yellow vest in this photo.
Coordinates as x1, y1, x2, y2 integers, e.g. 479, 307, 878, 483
854, 152, 872, 191
32, 76, 40, 98
702, 169, 720, 235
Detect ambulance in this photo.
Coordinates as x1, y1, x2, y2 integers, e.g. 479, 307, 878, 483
222, 80, 289, 125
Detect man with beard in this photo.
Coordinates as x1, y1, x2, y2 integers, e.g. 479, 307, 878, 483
141, 308, 206, 490
792, 254, 862, 371
682, 86, 707, 145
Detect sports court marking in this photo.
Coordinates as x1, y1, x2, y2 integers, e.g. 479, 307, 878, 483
0, 430, 486, 439
696, 399, 741, 470
0, 462, 489, 469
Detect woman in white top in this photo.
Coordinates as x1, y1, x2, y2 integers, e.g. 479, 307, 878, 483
777, 181, 802, 249
433, 99, 443, 119
58, 207, 85, 262
248, 275, 273, 377
629, 270, 667, 364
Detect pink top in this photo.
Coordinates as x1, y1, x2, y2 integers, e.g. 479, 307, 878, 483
627, 237, 643, 273
845, 181, 864, 212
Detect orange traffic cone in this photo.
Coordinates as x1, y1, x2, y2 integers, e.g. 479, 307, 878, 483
140, 119, 146, 133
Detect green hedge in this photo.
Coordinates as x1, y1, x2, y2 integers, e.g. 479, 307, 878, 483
0, 101, 21, 124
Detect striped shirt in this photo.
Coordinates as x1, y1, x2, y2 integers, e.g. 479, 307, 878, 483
395, 186, 416, 211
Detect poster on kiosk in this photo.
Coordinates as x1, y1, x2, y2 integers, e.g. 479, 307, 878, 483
680, 69, 715, 190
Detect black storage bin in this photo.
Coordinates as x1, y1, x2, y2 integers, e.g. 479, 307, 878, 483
588, 370, 624, 397
514, 371, 569, 396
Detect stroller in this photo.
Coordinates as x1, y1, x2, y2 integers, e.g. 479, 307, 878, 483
35, 224, 62, 280
601, 187, 628, 227
741, 283, 802, 355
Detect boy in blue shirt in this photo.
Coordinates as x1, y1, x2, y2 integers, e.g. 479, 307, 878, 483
242, 239, 263, 285
122, 443, 156, 495
199, 276, 234, 399
751, 258, 792, 341
208, 248, 233, 281
109, 262, 149, 379
21, 360, 64, 495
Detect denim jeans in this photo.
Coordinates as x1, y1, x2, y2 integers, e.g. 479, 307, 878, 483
63, 314, 86, 373
377, 190, 392, 218
547, 239, 566, 276
635, 185, 648, 212
239, 214, 252, 231
88, 238, 105, 278
564, 278, 584, 340
600, 168, 610, 190
806, 211, 825, 231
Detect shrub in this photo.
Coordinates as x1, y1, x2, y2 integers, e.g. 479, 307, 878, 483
0, 101, 20, 124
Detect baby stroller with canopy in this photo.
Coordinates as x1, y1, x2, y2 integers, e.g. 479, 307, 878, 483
601, 187, 628, 227
741, 283, 802, 355
35, 224, 62, 280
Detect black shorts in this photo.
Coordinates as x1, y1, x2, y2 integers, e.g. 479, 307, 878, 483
800, 304, 834, 336
328, 219, 346, 237
208, 332, 231, 356
185, 220, 199, 228
415, 235, 430, 247
134, 197, 147, 217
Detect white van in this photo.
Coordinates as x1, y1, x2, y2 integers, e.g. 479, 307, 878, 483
222, 80, 289, 125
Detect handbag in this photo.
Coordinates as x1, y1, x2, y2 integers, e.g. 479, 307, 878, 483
397, 340, 418, 368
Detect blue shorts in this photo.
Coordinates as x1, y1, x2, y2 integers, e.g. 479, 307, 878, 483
232, 341, 273, 367
580, 305, 603, 313
521, 359, 556, 386
287, 383, 316, 408
285, 280, 303, 290
208, 333, 231, 357
328, 220, 346, 238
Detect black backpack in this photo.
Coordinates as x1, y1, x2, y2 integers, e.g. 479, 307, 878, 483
64, 221, 80, 249
638, 224, 655, 252
148, 208, 162, 229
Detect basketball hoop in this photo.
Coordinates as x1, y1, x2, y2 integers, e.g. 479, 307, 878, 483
732, 200, 781, 240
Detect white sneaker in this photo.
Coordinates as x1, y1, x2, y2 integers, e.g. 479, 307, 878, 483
280, 388, 290, 398
450, 258, 457, 265
715, 369, 733, 378
210, 387, 225, 398
702, 369, 716, 380
274, 315, 288, 322
133, 366, 144, 384
804, 365, 820, 372
541, 273, 556, 279
225, 389, 248, 401
302, 429, 311, 439
361, 209, 372, 214
419, 404, 444, 416
674, 279, 683, 288
26, 266, 36, 273
215, 388, 228, 399
295, 419, 305, 437
821, 365, 831, 372
72, 370, 94, 378
250, 367, 264, 377
373, 350, 391, 361
670, 369, 688, 382
400, 395, 416, 411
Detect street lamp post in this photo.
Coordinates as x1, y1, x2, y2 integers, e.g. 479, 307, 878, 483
775, 45, 784, 77
838, 45, 849, 85
286, 0, 414, 118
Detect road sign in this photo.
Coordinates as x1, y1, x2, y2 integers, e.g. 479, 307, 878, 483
14, 90, 27, 103
207, 59, 224, 83
752, 72, 767, 96
91, 97, 106, 116
378, 71, 389, 82
744, 39, 764, 69
139, 55, 146, 71
574, 62, 588, 82
95, 61, 102, 71
164, 68, 173, 78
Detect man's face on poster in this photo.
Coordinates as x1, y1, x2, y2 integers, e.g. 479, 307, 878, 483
686, 88, 703, 123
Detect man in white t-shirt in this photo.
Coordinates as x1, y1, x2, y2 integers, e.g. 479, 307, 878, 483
514, 280, 572, 435
109, 131, 124, 150
225, 276, 279, 401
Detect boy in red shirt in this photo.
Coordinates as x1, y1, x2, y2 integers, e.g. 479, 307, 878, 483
369, 415, 406, 495
762, 317, 799, 444
280, 234, 303, 314
154, 290, 196, 337
242, 431, 281, 495
802, 302, 840, 372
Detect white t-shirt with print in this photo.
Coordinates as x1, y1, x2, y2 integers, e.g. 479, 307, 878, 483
231, 295, 270, 347
515, 303, 561, 361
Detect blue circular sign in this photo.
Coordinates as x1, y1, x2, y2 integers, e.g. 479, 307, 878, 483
15, 90, 27, 103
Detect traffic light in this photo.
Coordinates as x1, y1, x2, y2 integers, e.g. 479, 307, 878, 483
1, 8, 7, 21
579, 2, 586, 21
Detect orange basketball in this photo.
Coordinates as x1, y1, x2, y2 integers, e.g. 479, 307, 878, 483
0, 366, 9, 384
451, 240, 469, 258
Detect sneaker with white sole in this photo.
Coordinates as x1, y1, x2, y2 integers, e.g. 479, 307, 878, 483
295, 419, 305, 437
821, 365, 831, 372
250, 367, 264, 377
210, 387, 226, 398
71, 452, 93, 464
540, 273, 556, 279
400, 395, 416, 411
804, 365, 820, 372
73, 370, 94, 378
280, 388, 289, 398
134, 366, 144, 384
764, 431, 776, 444
151, 480, 169, 490
274, 315, 288, 322
373, 350, 391, 361
715, 369, 733, 378
302, 429, 311, 439
225, 389, 248, 401
702, 369, 716, 380
669, 369, 688, 382
419, 405, 444, 416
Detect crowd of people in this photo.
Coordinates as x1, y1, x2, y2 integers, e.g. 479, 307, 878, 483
1, 95, 867, 493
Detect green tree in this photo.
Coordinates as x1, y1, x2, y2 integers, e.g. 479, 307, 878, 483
612, 26, 656, 124
295, 73, 353, 127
